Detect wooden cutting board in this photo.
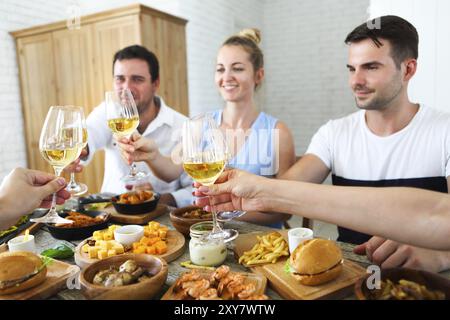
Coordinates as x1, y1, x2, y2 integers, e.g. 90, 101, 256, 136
105, 204, 169, 224
74, 229, 186, 269
0, 257, 76, 300
233, 230, 366, 300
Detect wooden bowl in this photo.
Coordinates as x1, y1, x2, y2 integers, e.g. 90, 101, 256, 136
79, 253, 168, 300
169, 206, 212, 236
355, 267, 450, 300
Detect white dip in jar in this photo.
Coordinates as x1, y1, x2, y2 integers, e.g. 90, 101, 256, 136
189, 222, 227, 266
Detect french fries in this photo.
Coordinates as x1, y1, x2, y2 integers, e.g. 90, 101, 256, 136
239, 232, 289, 266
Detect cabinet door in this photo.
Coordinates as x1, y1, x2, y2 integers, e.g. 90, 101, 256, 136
93, 15, 141, 94
141, 15, 189, 116
16, 33, 57, 173
52, 26, 104, 193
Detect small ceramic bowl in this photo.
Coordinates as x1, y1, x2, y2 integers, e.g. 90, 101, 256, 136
113, 225, 144, 246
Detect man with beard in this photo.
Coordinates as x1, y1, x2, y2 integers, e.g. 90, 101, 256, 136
74, 45, 191, 207
282, 16, 450, 273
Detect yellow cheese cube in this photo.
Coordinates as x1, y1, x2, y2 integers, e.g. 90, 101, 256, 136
88, 247, 99, 259
82, 244, 90, 253
113, 245, 124, 254
103, 231, 113, 241
107, 249, 116, 257
97, 249, 108, 259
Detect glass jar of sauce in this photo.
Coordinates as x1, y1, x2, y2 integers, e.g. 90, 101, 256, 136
189, 222, 227, 266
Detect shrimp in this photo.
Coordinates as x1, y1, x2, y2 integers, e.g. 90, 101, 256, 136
198, 288, 220, 300
187, 279, 211, 299
237, 283, 256, 299
210, 265, 230, 283
242, 294, 269, 300
174, 270, 201, 292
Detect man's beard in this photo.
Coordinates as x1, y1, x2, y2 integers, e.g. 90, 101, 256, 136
354, 80, 403, 111
136, 97, 152, 115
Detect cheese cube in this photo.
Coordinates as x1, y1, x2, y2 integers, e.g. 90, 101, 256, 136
97, 249, 108, 259
107, 249, 116, 257
88, 247, 99, 259
113, 245, 124, 254
82, 244, 90, 253
103, 231, 113, 241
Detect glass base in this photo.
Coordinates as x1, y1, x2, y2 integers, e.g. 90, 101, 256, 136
216, 211, 246, 222
201, 228, 239, 243
121, 171, 150, 187
30, 213, 73, 225
66, 182, 88, 197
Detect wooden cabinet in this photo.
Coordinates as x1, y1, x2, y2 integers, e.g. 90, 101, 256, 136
11, 4, 189, 193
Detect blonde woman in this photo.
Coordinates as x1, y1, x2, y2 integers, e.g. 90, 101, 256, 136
119, 29, 296, 227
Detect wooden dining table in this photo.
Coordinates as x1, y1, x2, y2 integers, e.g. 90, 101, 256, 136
18, 206, 450, 300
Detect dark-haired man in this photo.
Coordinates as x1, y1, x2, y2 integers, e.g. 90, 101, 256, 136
74, 45, 191, 207
283, 16, 450, 272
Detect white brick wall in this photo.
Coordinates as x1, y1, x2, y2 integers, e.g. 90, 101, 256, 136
0, 0, 69, 181
0, 0, 368, 181
262, 0, 369, 154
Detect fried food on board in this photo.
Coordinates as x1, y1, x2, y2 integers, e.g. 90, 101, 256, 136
239, 232, 289, 266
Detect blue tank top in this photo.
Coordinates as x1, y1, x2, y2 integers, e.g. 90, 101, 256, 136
211, 110, 283, 229
211, 110, 279, 177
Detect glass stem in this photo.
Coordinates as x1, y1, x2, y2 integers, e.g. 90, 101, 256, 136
130, 162, 137, 176
69, 172, 77, 188
209, 195, 223, 233
49, 167, 63, 214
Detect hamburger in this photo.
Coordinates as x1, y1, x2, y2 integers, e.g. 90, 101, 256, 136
286, 239, 343, 286
0, 251, 47, 295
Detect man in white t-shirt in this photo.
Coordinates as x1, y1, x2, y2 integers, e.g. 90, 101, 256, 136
283, 16, 450, 272
71, 45, 192, 208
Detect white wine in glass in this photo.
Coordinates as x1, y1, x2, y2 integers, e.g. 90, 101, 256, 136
105, 89, 148, 185
65, 108, 89, 196
182, 114, 237, 241
31, 106, 85, 224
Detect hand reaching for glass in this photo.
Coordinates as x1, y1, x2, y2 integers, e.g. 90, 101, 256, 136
0, 168, 71, 230
193, 169, 270, 213
63, 148, 88, 174
117, 133, 183, 183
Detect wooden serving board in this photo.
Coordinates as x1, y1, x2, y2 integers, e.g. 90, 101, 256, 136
0, 257, 75, 300
233, 230, 366, 300
105, 204, 169, 224
74, 229, 186, 269
161, 269, 267, 300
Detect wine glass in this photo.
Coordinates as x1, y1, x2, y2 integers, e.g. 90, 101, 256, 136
181, 113, 238, 242
31, 106, 85, 224
105, 89, 148, 186
65, 108, 88, 196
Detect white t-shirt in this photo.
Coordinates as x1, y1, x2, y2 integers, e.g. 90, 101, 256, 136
307, 105, 450, 181
306, 105, 450, 243
84, 97, 192, 207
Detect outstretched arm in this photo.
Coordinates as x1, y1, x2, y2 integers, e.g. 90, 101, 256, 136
195, 169, 450, 250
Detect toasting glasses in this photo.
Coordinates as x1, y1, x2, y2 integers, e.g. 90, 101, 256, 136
31, 106, 85, 224
181, 113, 239, 242
65, 109, 88, 196
105, 89, 149, 185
